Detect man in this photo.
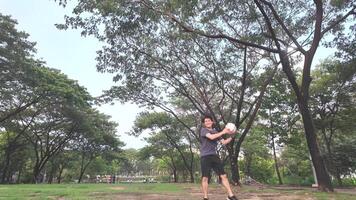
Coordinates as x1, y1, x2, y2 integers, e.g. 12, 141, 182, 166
200, 115, 238, 200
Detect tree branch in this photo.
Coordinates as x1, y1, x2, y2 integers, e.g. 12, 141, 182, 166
259, 0, 306, 54
321, 5, 356, 36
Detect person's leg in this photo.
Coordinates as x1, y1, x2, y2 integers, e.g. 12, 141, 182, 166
202, 176, 209, 199
211, 156, 237, 199
220, 174, 234, 197
201, 156, 212, 199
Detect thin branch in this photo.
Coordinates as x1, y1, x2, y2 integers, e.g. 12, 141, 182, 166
321, 5, 356, 36
259, 0, 306, 54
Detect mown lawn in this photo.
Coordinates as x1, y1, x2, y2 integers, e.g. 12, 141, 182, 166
0, 183, 183, 200
0, 183, 355, 200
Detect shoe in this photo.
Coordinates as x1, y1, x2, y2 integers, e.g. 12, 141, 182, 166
203, 198, 208, 200
227, 195, 238, 200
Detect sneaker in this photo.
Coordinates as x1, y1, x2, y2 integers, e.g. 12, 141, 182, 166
227, 195, 238, 200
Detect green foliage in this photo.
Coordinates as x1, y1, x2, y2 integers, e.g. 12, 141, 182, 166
133, 111, 200, 183
239, 127, 274, 183
333, 178, 356, 187
0, 13, 124, 184
240, 156, 274, 183
310, 58, 356, 181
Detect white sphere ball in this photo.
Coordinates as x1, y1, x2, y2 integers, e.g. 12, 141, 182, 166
225, 122, 236, 133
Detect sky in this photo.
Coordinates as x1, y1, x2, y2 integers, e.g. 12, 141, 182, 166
0, 0, 146, 149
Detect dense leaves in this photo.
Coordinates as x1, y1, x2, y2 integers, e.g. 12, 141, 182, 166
0, 14, 123, 183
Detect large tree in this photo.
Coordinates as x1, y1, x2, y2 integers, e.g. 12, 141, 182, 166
18, 67, 92, 183
311, 58, 356, 186
54, 0, 355, 191
54, 0, 279, 185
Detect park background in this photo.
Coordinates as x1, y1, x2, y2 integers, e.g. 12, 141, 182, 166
0, 0, 355, 199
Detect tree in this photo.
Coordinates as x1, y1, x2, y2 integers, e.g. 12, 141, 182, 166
139, 128, 198, 183
1, 66, 93, 183
0, 13, 40, 124
54, 0, 279, 184
117, 148, 139, 177
1, 13, 125, 184
0, 130, 30, 183
259, 71, 300, 185
72, 109, 123, 183
311, 58, 356, 185
280, 130, 314, 185
54, 0, 355, 191
133, 112, 198, 183
240, 126, 272, 182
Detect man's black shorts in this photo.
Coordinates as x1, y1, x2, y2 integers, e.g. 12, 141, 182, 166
201, 154, 226, 177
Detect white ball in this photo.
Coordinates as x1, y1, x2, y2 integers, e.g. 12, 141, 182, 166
225, 122, 236, 133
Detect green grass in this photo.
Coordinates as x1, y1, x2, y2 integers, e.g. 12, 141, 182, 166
310, 191, 356, 200
0, 183, 184, 200
0, 183, 355, 200
239, 185, 356, 200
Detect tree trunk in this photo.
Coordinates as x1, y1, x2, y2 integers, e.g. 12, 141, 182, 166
299, 102, 333, 192
78, 172, 84, 183
270, 112, 283, 185
32, 167, 40, 183
280, 48, 333, 192
273, 142, 283, 185
57, 165, 64, 184
78, 155, 93, 184
47, 164, 56, 184
229, 153, 239, 185
17, 169, 22, 184
271, 134, 283, 185
246, 154, 252, 177
173, 169, 177, 183
32, 157, 50, 183
1, 149, 11, 183
188, 167, 194, 183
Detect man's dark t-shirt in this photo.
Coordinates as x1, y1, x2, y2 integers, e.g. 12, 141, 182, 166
200, 127, 220, 157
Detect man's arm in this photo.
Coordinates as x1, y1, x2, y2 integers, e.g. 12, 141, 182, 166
220, 137, 233, 145
206, 128, 232, 140
220, 129, 239, 145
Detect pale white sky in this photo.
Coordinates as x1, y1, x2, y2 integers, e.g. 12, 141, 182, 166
0, 0, 146, 149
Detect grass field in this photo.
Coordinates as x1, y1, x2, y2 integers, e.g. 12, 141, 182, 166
0, 183, 182, 200
0, 183, 355, 200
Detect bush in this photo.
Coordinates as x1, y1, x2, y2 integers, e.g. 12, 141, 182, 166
332, 178, 356, 187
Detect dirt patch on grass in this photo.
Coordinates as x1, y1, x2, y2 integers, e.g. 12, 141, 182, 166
110, 186, 126, 190
335, 188, 356, 195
